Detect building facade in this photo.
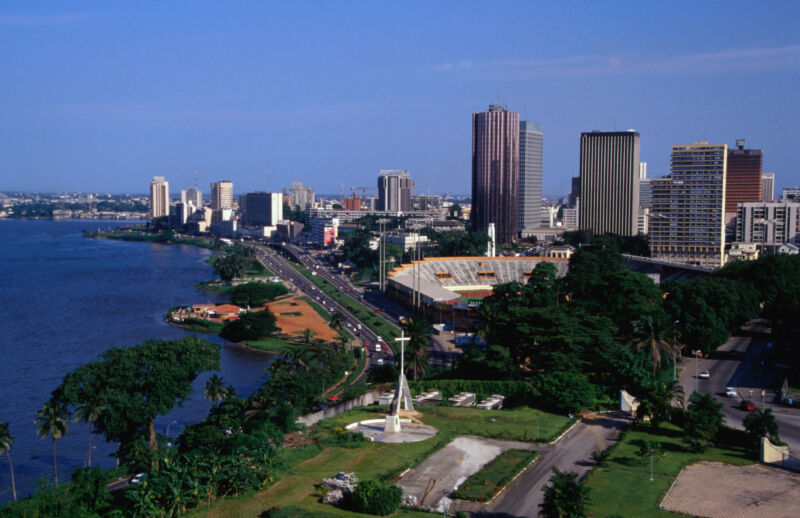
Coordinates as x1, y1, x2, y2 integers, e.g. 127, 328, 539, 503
518, 120, 543, 231
289, 181, 315, 210
725, 140, 763, 214
244, 192, 283, 226
377, 170, 413, 212
149, 176, 170, 219
181, 188, 202, 208
735, 201, 800, 249
578, 130, 640, 236
781, 187, 800, 201
211, 181, 233, 210
762, 173, 775, 202
471, 105, 520, 243
649, 142, 728, 268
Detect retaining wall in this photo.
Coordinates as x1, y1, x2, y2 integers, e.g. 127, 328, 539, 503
296, 389, 386, 428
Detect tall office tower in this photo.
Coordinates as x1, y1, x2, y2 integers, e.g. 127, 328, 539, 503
289, 181, 315, 210
649, 142, 728, 268
244, 192, 283, 226
762, 173, 775, 202
210, 181, 234, 210
578, 130, 640, 236
639, 162, 647, 180
569, 176, 581, 208
725, 140, 763, 215
181, 188, 202, 208
518, 121, 543, 231
377, 170, 413, 212
149, 176, 169, 219
471, 105, 520, 243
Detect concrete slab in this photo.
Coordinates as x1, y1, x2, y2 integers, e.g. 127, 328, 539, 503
351, 420, 438, 443
397, 436, 538, 512
660, 461, 800, 518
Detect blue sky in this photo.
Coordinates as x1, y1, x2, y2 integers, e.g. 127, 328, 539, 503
1, 1, 798, 196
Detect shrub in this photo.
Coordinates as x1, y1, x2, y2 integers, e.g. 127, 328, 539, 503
341, 480, 402, 516
537, 371, 596, 414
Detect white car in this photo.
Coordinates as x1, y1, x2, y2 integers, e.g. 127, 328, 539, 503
699, 370, 710, 379
726, 387, 738, 397
376, 336, 383, 342
375, 343, 382, 352
131, 473, 147, 484
377, 359, 384, 365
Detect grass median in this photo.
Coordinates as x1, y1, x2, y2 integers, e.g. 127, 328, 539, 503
452, 449, 539, 502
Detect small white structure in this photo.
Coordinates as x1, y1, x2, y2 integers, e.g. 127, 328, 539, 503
448, 392, 475, 407
384, 331, 415, 434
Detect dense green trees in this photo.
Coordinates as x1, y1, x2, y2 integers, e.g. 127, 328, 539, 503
220, 310, 278, 342
539, 468, 590, 518
51, 337, 221, 467
743, 407, 780, 449
229, 282, 288, 307
213, 253, 246, 282
0, 421, 17, 501
683, 393, 725, 452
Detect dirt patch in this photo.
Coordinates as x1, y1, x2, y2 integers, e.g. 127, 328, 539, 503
265, 295, 336, 341
660, 461, 800, 517
284, 431, 314, 449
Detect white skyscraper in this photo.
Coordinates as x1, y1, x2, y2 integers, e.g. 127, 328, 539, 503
149, 176, 169, 219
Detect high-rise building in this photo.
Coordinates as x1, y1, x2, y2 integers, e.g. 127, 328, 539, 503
578, 130, 640, 236
181, 188, 202, 208
289, 181, 315, 210
725, 140, 763, 214
377, 170, 413, 212
762, 173, 775, 202
736, 201, 800, 249
518, 121, 543, 231
781, 187, 800, 201
471, 105, 520, 243
244, 192, 283, 226
149, 176, 169, 219
569, 176, 581, 208
211, 181, 233, 210
342, 194, 361, 211
649, 142, 728, 268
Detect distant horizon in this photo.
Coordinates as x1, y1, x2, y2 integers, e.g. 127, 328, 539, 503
2, 2, 798, 196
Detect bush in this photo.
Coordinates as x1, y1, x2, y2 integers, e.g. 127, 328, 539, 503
231, 283, 289, 307
537, 371, 596, 414
341, 480, 402, 516
220, 310, 278, 342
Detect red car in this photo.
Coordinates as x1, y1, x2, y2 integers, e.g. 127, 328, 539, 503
327, 395, 341, 402
740, 400, 756, 412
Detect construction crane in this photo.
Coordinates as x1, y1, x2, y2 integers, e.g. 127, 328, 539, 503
350, 186, 376, 200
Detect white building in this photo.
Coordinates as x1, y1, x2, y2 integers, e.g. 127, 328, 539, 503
149, 176, 169, 219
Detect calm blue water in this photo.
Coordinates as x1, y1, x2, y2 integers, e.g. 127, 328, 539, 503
0, 219, 274, 503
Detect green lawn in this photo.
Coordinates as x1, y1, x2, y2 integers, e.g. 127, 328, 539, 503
289, 262, 400, 346
452, 449, 538, 502
192, 404, 567, 517
246, 337, 308, 354
585, 424, 755, 518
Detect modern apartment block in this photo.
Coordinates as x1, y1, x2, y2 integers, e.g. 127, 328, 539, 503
181, 188, 202, 208
210, 181, 234, 210
244, 192, 283, 226
149, 176, 169, 219
578, 130, 640, 236
725, 140, 762, 215
289, 181, 315, 210
736, 201, 800, 249
472, 104, 520, 243
762, 173, 775, 202
518, 120, 543, 231
377, 170, 413, 212
649, 142, 728, 268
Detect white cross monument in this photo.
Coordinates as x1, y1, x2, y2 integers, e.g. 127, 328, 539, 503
385, 330, 414, 433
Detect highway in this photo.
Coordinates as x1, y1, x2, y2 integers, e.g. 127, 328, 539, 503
677, 321, 800, 454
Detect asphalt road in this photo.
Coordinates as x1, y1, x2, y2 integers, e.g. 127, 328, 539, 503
677, 322, 800, 454
454, 414, 629, 518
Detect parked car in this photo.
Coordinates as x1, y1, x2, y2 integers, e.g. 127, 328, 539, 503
131, 473, 147, 484
699, 370, 710, 379
725, 387, 738, 397
740, 400, 757, 412
377, 358, 384, 365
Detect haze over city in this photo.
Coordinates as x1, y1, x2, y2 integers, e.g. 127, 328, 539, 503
2, 1, 799, 195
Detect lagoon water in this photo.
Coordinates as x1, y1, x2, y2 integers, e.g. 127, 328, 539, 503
0, 219, 274, 503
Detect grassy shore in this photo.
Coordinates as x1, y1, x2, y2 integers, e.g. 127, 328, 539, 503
584, 423, 754, 517
190, 404, 569, 518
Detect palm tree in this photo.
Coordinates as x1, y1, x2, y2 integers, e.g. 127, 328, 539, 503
634, 379, 685, 428
203, 374, 228, 404
327, 311, 344, 334
74, 396, 104, 467
0, 421, 17, 501
404, 317, 431, 381
35, 401, 70, 487
634, 314, 680, 378
539, 468, 591, 518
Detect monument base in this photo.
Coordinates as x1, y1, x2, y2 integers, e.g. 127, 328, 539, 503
384, 414, 401, 433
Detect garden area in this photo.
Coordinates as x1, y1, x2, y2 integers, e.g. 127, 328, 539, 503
451, 448, 538, 502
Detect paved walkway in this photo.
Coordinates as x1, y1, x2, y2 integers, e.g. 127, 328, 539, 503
660, 461, 800, 518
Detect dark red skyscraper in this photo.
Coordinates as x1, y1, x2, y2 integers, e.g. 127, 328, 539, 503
471, 105, 519, 243
725, 139, 763, 214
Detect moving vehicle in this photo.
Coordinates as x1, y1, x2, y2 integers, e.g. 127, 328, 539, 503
375, 343, 382, 352
725, 387, 738, 397
740, 400, 757, 412
699, 370, 710, 379
377, 358, 384, 365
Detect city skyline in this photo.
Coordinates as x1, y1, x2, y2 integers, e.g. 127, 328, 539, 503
1, 2, 799, 196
